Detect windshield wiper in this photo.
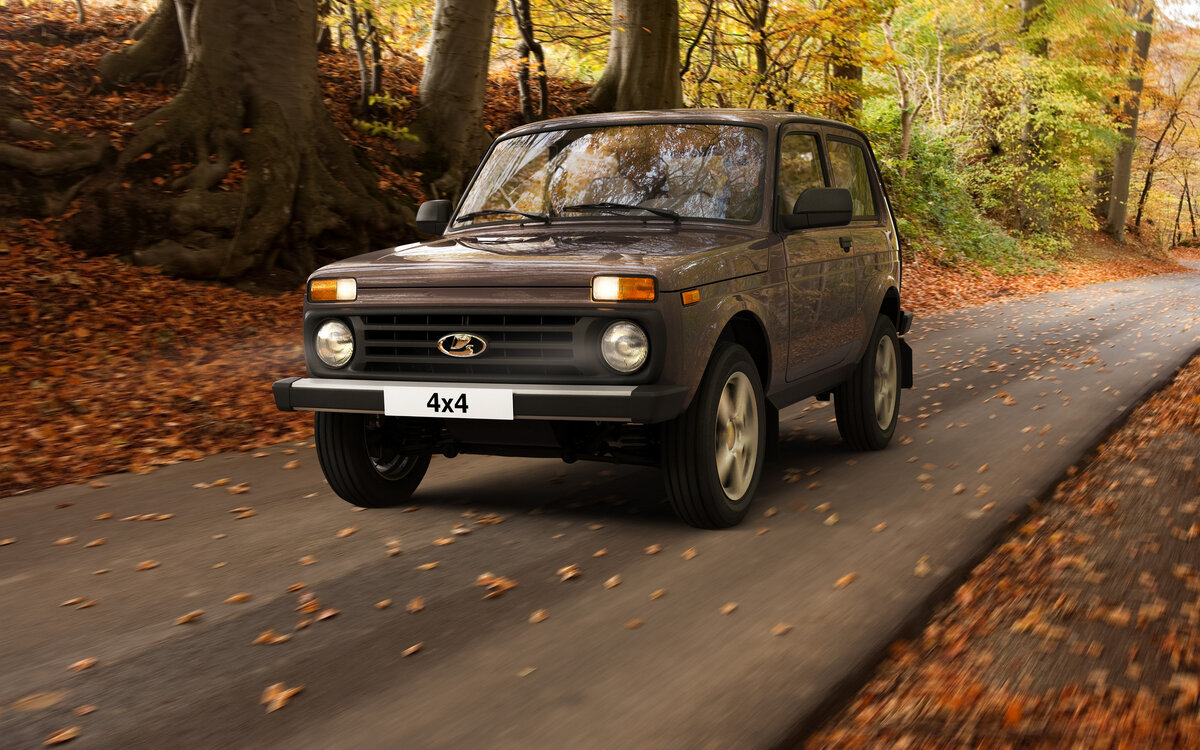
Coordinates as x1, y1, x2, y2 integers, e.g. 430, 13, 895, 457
561, 202, 681, 223
453, 209, 550, 225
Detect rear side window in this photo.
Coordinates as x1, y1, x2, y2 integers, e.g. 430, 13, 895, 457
827, 139, 877, 219
776, 132, 826, 215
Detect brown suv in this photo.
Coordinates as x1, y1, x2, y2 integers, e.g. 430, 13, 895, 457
273, 110, 913, 528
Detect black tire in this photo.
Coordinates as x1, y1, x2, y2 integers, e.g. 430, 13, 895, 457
834, 315, 901, 451
314, 412, 431, 508
662, 343, 766, 529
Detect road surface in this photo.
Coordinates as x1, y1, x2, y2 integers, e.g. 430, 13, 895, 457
2, 265, 1198, 749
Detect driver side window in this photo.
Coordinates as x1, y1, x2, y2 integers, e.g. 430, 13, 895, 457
777, 132, 826, 217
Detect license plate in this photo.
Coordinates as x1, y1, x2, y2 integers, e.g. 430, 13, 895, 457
382, 386, 514, 420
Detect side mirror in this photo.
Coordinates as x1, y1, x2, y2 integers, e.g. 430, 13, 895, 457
416, 199, 453, 235
780, 187, 852, 231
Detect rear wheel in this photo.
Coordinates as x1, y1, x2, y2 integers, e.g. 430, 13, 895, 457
315, 412, 431, 508
834, 315, 900, 450
662, 343, 766, 529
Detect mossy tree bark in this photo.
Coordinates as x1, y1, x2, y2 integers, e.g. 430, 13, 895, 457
72, 0, 402, 280
413, 0, 497, 200
96, 0, 184, 86
589, 0, 682, 112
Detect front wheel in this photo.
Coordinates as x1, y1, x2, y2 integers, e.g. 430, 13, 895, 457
314, 413, 431, 508
834, 315, 901, 450
662, 343, 766, 529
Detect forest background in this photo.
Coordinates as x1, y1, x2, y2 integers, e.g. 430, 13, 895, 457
1, 0, 1198, 493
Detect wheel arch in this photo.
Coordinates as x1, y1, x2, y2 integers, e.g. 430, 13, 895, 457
717, 311, 772, 392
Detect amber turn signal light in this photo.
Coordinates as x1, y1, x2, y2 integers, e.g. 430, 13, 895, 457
591, 276, 656, 302
681, 289, 701, 305
309, 278, 357, 302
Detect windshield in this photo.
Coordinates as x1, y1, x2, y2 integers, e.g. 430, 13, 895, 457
454, 123, 765, 227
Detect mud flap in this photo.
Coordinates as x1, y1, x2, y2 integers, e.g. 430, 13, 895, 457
899, 337, 913, 388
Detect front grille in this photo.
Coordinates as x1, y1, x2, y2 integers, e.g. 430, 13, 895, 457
357, 312, 584, 378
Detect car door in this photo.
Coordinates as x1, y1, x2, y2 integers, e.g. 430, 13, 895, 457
779, 126, 858, 381
826, 134, 889, 351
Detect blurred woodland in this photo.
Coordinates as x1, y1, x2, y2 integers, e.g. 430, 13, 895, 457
0, 0, 1197, 282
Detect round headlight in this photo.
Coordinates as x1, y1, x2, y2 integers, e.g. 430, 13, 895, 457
600, 321, 648, 374
315, 319, 354, 368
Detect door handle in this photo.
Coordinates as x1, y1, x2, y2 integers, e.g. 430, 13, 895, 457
839, 236, 852, 252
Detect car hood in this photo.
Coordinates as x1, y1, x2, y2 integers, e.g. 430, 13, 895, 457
318, 226, 771, 292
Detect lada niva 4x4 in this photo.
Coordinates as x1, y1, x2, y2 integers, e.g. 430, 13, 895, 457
274, 109, 914, 528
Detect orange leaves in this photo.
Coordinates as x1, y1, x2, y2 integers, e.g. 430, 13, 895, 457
43, 727, 81, 746
261, 683, 304, 713
476, 573, 517, 598
529, 609, 549, 624
68, 658, 96, 672
833, 572, 858, 589
406, 597, 425, 614
174, 610, 204, 625
135, 560, 159, 571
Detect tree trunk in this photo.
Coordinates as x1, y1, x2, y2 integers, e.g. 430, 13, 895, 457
74, 0, 86, 25
589, 0, 683, 112
1186, 176, 1197, 238
70, 0, 401, 279
414, 0, 498, 198
1016, 0, 1048, 231
1105, 5, 1153, 242
97, 0, 184, 86
511, 0, 550, 122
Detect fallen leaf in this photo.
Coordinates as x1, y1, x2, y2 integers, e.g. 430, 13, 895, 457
406, 597, 425, 614
953, 483, 967, 495
227, 482, 250, 495
834, 572, 858, 589
43, 727, 81, 746
60, 597, 84, 607
212, 478, 231, 486
593, 548, 608, 557
0, 537, 16, 546
624, 619, 645, 629
72, 706, 97, 716
824, 513, 839, 526
236, 510, 256, 520
517, 667, 536, 677
681, 547, 698, 560
261, 682, 304, 712
93, 513, 113, 520
815, 502, 831, 512
977, 463, 990, 473
83, 538, 105, 548
402, 642, 423, 656
872, 522, 888, 533
299, 555, 317, 565
557, 564, 581, 581
88, 480, 107, 489
286, 583, 306, 593
54, 537, 76, 546
914, 556, 932, 578
76, 600, 98, 609
154, 514, 173, 521
719, 602, 738, 615
604, 575, 622, 589
225, 593, 252, 604
588, 523, 604, 530
14, 692, 67, 711
174, 610, 204, 625
315, 608, 340, 621
432, 537, 455, 546
763, 506, 778, 517
644, 544, 662, 555
68, 658, 96, 671
771, 623, 793, 636
282, 460, 299, 470
416, 562, 438, 570
529, 609, 549, 623
136, 560, 159, 571
649, 589, 667, 600
336, 527, 357, 538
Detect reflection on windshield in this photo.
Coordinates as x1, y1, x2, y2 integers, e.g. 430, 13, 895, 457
455, 124, 765, 226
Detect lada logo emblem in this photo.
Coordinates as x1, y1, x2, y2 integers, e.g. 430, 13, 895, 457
437, 333, 487, 358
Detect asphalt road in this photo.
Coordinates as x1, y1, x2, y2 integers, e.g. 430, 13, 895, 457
3, 265, 1199, 749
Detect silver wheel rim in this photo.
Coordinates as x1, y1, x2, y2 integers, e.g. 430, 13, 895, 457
714, 371, 758, 501
873, 336, 898, 431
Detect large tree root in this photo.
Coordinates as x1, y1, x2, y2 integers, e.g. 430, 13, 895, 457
101, 85, 405, 280
0, 119, 110, 176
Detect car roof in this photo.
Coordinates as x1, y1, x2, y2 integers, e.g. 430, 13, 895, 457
500, 108, 868, 140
